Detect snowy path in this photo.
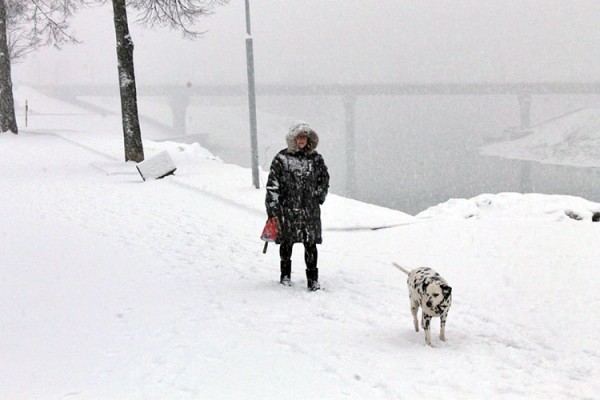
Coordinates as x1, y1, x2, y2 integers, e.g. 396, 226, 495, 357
2, 131, 599, 399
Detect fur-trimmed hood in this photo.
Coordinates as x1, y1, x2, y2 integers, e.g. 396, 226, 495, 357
285, 121, 319, 154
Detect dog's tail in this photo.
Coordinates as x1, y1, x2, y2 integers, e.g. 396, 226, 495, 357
392, 262, 411, 275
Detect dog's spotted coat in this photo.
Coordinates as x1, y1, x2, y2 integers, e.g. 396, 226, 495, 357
406, 267, 453, 346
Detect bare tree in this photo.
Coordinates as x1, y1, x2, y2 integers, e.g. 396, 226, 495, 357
7, 0, 82, 61
1, 0, 227, 159
111, 0, 144, 162
131, 0, 226, 37
0, 0, 83, 134
0, 0, 17, 133
110, 0, 227, 162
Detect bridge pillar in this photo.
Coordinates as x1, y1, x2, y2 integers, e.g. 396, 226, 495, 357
169, 94, 191, 135
517, 94, 533, 193
343, 95, 357, 197
518, 94, 531, 129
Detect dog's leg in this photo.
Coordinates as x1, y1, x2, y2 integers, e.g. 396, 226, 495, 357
440, 312, 448, 342
411, 299, 419, 332
422, 314, 432, 346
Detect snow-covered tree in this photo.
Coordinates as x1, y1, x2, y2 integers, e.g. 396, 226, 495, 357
111, 0, 143, 162
0, 0, 82, 134
0, 0, 17, 133
1, 0, 226, 155
110, 0, 227, 162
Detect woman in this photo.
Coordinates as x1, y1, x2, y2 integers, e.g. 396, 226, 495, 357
265, 121, 330, 290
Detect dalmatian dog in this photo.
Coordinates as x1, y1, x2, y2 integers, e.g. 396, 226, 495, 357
393, 263, 452, 346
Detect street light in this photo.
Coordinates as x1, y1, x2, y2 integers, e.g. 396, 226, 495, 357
245, 0, 260, 189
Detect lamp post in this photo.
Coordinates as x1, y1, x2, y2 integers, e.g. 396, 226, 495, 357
245, 0, 260, 189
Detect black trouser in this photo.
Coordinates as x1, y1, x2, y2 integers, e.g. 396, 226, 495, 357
280, 241, 318, 270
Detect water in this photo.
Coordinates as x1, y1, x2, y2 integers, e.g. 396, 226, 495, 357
171, 92, 600, 214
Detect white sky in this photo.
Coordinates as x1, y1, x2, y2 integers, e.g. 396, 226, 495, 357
13, 0, 600, 86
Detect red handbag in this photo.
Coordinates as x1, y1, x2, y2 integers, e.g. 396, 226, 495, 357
261, 218, 279, 253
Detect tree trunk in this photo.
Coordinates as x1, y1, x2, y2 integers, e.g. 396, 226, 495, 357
111, 0, 144, 162
0, 0, 18, 134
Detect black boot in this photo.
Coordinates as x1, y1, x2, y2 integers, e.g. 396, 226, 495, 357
306, 268, 320, 291
280, 261, 292, 286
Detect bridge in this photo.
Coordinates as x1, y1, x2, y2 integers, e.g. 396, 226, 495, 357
35, 81, 600, 133
35, 81, 600, 194
35, 81, 600, 96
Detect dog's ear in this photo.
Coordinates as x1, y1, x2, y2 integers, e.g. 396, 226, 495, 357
421, 279, 429, 293
442, 284, 452, 297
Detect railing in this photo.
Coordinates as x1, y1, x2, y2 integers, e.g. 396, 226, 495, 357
34, 81, 600, 98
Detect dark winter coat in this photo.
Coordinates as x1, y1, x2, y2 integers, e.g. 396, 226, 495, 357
265, 122, 329, 244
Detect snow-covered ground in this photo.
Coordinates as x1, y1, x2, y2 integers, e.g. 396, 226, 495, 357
481, 107, 600, 168
2, 87, 599, 399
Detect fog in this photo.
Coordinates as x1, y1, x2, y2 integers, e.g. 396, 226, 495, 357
13, 1, 600, 213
